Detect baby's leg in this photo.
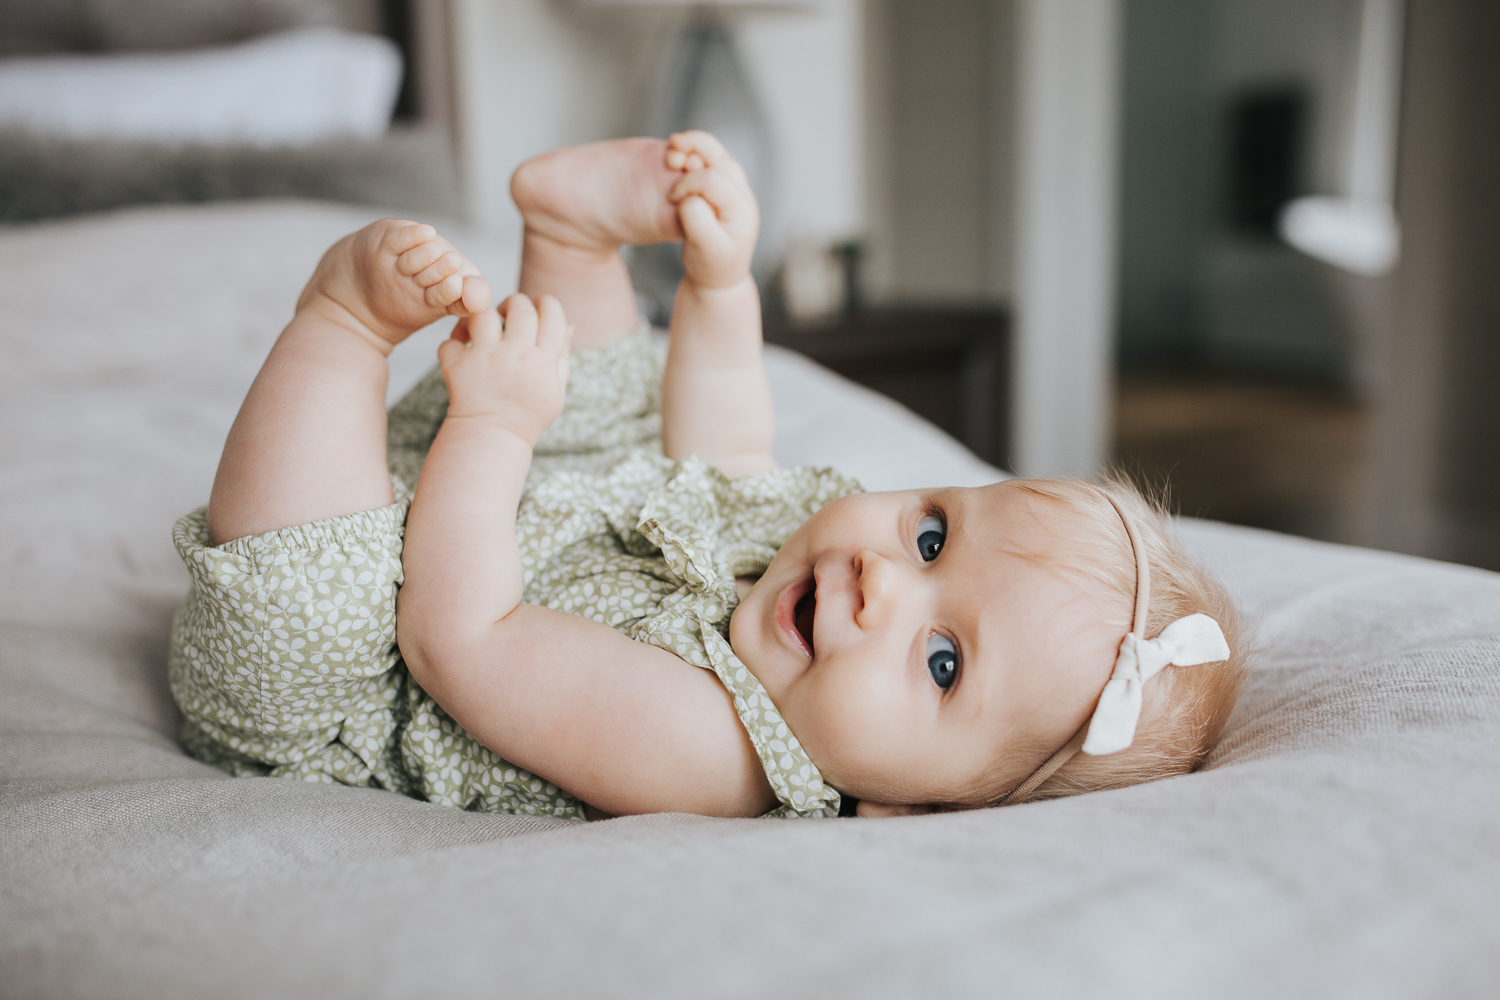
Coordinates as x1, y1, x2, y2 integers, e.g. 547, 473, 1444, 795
207, 220, 490, 545
510, 138, 684, 351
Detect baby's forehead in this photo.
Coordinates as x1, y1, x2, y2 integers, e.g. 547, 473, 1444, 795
944, 482, 1125, 612
950, 481, 1110, 551
947, 483, 1128, 721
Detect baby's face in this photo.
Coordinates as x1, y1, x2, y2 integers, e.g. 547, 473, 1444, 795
730, 482, 1125, 808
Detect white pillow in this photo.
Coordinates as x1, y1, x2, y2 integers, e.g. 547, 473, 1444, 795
0, 28, 402, 146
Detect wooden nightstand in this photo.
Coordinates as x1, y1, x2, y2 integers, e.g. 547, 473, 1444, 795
763, 306, 1011, 471
1113, 372, 1368, 542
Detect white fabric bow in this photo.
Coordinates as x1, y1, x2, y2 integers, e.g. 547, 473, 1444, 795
1081, 613, 1231, 756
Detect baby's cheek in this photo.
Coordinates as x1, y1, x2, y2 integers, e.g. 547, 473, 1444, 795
774, 523, 813, 561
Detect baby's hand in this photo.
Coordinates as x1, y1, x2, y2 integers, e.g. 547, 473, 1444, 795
665, 130, 759, 290
438, 294, 571, 447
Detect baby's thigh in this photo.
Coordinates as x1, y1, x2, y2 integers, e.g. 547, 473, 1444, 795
169, 505, 408, 783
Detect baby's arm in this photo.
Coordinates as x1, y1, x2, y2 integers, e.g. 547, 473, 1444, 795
659, 131, 778, 479
397, 296, 777, 818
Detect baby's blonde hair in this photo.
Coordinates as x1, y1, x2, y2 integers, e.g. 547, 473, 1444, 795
976, 475, 1249, 806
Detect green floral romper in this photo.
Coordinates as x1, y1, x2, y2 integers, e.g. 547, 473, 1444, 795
168, 325, 860, 820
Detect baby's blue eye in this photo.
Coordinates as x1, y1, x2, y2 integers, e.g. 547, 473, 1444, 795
927, 633, 958, 689
916, 514, 945, 561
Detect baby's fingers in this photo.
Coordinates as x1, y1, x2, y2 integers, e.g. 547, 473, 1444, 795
535, 295, 569, 352
465, 306, 501, 347
436, 335, 465, 369
498, 293, 539, 345
678, 195, 731, 250
448, 314, 472, 344
669, 168, 752, 226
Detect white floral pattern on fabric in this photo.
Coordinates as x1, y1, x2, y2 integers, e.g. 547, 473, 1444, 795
169, 324, 860, 819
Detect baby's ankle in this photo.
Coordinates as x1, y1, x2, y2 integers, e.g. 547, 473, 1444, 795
293, 290, 399, 358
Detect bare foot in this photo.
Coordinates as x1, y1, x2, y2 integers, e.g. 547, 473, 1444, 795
664, 130, 760, 290
511, 138, 687, 255
295, 219, 492, 353
512, 138, 692, 350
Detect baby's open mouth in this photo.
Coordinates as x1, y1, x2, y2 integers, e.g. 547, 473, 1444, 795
793, 584, 816, 655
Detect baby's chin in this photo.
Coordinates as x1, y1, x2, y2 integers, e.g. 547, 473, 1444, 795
725, 584, 783, 691
797, 722, 988, 809
813, 763, 915, 810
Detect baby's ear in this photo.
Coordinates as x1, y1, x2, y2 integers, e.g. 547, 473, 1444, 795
854, 801, 937, 818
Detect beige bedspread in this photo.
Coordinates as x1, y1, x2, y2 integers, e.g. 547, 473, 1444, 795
2, 201, 1497, 999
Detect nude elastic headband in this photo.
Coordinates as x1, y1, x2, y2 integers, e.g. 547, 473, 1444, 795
993, 492, 1229, 807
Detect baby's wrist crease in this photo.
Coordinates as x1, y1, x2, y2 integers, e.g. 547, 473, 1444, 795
443, 413, 539, 450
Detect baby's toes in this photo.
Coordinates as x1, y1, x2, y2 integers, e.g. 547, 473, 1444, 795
665, 148, 708, 172
456, 274, 491, 316
380, 221, 435, 259
412, 249, 466, 290
425, 266, 488, 315
424, 270, 468, 311
669, 130, 731, 167
396, 235, 450, 276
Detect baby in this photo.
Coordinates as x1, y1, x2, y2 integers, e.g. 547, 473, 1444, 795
170, 132, 1247, 819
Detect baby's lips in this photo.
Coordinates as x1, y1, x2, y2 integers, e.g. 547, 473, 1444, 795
777, 573, 817, 659
793, 584, 818, 656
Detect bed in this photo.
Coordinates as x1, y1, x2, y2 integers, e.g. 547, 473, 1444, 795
2, 198, 1498, 997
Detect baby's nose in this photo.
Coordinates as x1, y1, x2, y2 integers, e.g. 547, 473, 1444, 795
854, 550, 897, 627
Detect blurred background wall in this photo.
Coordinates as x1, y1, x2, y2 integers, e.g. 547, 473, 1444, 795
860, 0, 1014, 307
446, 0, 864, 270
1119, 0, 1363, 380
1110, 0, 1500, 570
1364, 0, 1500, 569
